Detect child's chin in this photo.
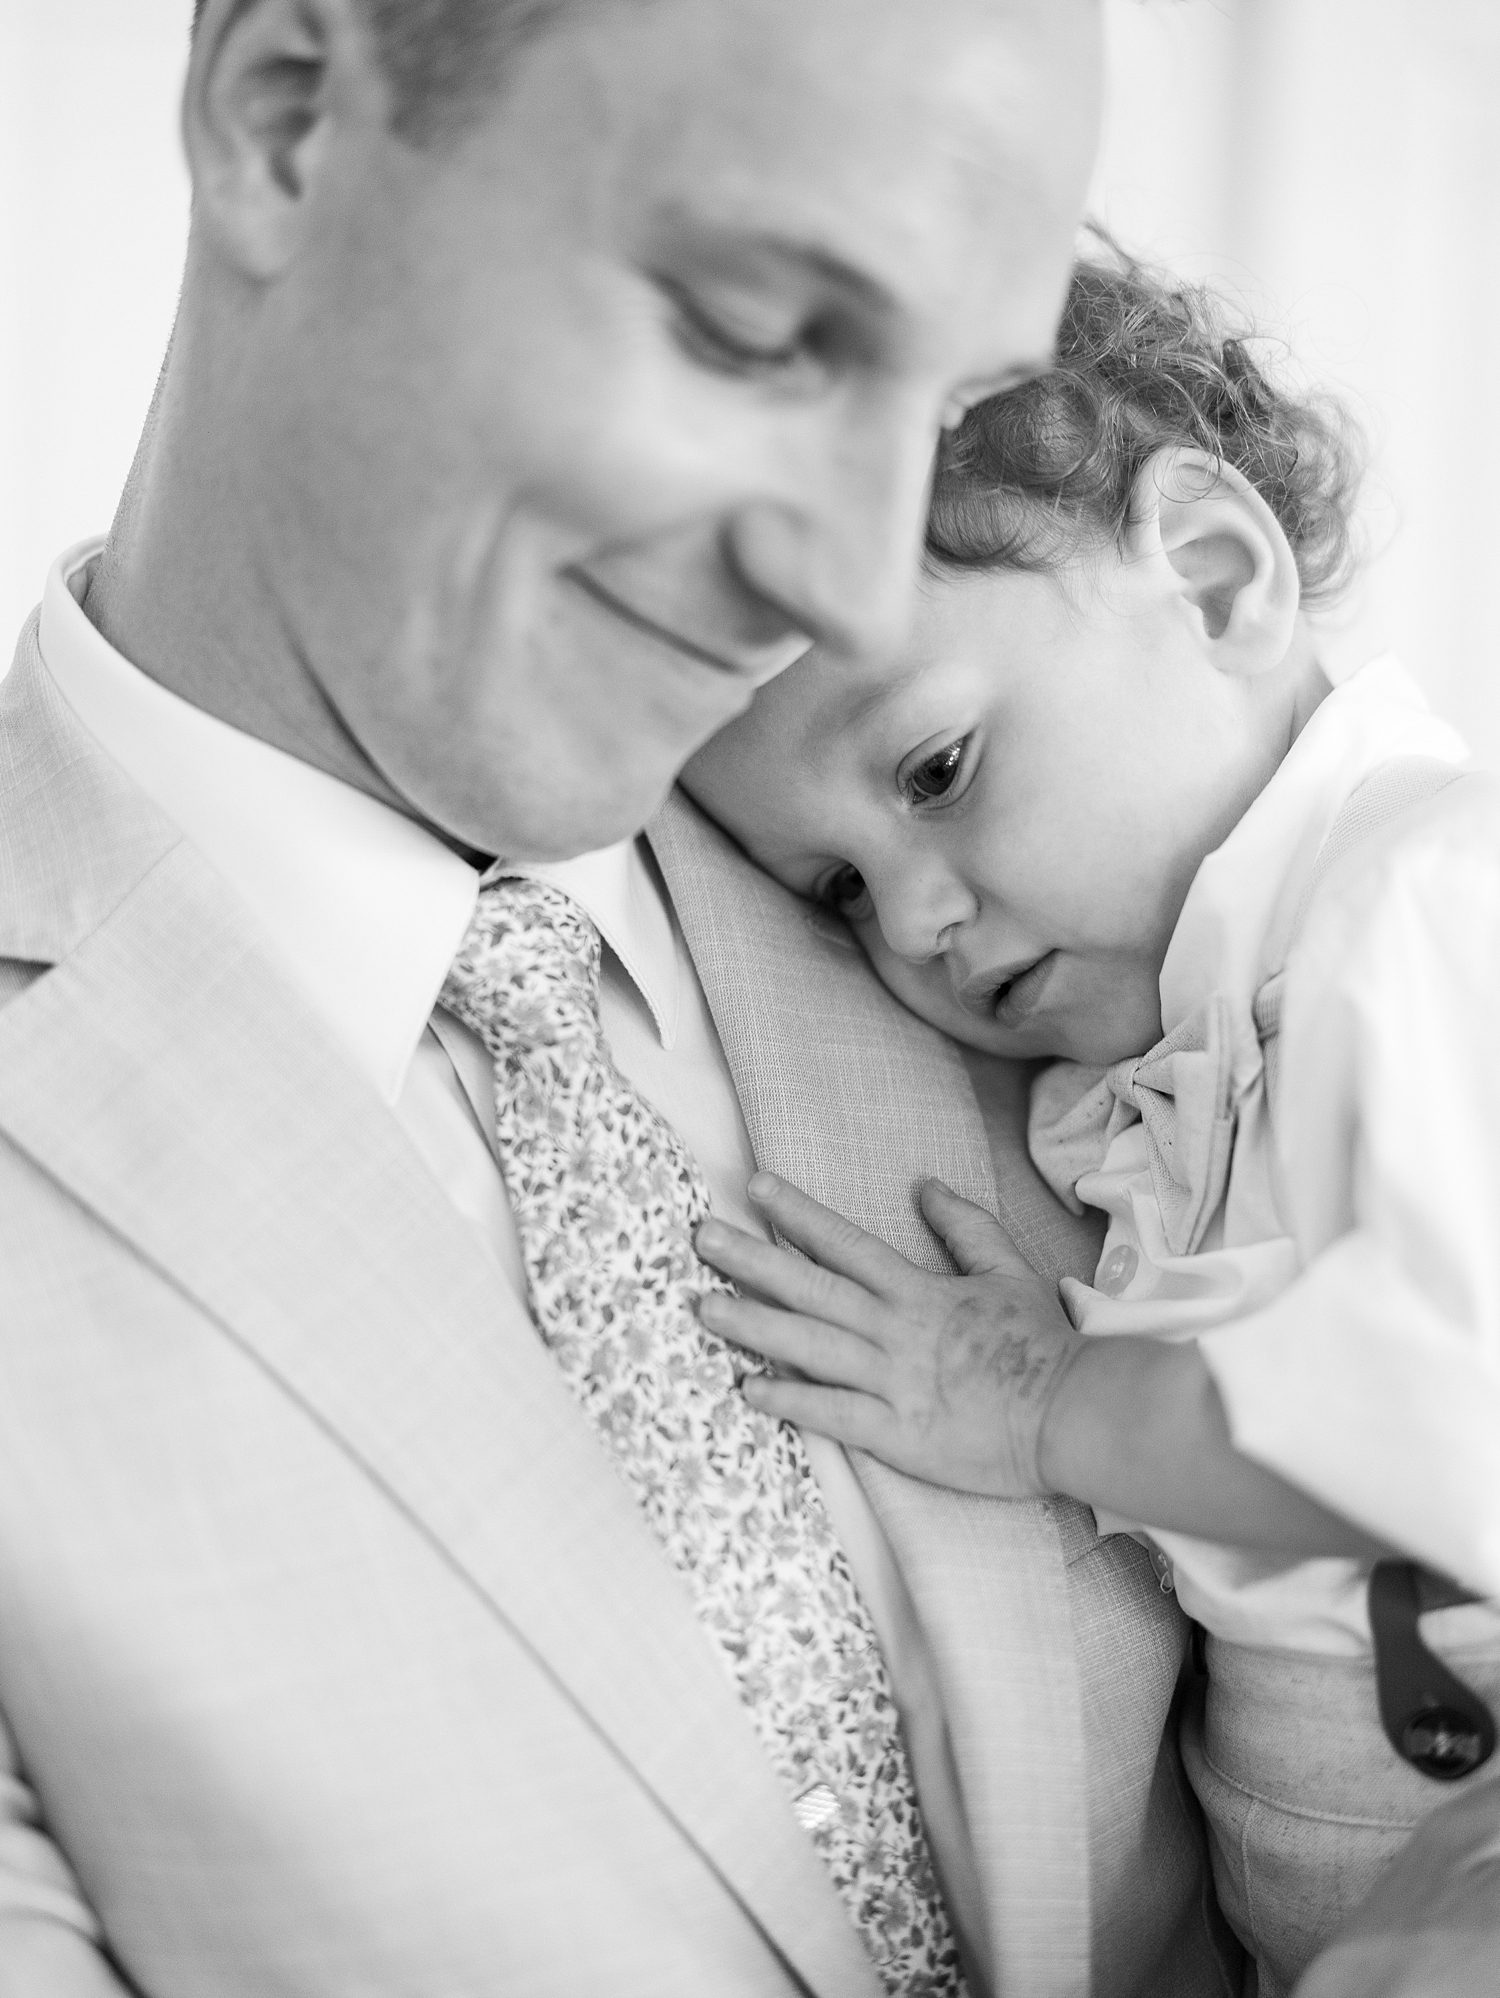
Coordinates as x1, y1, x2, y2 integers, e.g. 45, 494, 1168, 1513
930, 1002, 1154, 1071
1062, 1007, 1168, 1069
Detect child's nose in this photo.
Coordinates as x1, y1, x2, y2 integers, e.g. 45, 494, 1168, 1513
877, 864, 976, 963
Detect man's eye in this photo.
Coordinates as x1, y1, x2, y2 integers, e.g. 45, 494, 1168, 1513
903, 738, 968, 803
663, 282, 824, 384
817, 864, 871, 920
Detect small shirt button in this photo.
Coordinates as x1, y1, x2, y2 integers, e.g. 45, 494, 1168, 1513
1097, 1244, 1139, 1296
1401, 1708, 1487, 1780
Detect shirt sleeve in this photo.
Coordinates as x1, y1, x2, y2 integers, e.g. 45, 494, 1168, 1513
1198, 798, 1500, 1598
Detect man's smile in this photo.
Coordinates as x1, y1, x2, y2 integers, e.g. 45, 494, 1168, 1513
564, 566, 808, 683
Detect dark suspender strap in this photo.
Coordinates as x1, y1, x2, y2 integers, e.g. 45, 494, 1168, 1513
1368, 1559, 1496, 1781
1253, 760, 1497, 1783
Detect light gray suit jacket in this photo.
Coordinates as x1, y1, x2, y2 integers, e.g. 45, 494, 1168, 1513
0, 617, 1234, 1997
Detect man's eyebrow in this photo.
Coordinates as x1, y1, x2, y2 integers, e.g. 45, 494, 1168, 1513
744, 234, 898, 313
654, 213, 900, 314
655, 220, 1059, 415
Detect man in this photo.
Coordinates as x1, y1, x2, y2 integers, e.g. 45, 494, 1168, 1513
0, 2, 1484, 1993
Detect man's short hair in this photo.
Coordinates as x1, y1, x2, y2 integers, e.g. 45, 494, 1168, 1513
190, 0, 569, 144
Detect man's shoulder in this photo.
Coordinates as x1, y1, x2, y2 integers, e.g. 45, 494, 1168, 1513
655, 786, 1105, 1286
1, 616, 184, 975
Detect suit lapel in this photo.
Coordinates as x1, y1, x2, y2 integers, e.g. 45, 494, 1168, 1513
0, 639, 878, 1998
651, 790, 1097, 1996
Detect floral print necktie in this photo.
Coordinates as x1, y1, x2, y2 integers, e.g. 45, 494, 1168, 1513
441, 875, 966, 1997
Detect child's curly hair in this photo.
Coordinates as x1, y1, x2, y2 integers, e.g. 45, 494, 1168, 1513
927, 234, 1364, 606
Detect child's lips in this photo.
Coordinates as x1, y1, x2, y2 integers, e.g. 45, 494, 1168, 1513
978, 950, 1058, 1030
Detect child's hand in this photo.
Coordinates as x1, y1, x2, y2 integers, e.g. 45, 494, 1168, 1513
694, 1172, 1086, 1498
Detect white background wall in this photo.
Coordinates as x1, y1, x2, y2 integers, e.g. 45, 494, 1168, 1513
3, 0, 1498, 758
1, 0, 191, 634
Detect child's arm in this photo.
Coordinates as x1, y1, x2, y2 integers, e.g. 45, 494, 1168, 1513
697, 1172, 1388, 1560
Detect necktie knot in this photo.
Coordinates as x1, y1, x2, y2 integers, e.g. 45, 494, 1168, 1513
443, 874, 603, 1057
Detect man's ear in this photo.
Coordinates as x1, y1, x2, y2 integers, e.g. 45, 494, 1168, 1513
1122, 445, 1301, 676
184, 0, 387, 279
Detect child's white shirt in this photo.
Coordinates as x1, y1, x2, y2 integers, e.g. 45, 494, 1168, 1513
1031, 656, 1500, 1654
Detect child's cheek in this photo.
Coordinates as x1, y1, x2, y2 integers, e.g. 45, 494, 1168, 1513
856, 925, 987, 1052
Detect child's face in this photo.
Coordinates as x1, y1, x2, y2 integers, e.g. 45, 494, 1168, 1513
683, 555, 1286, 1064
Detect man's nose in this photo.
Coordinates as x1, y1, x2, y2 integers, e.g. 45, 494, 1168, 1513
723, 407, 939, 661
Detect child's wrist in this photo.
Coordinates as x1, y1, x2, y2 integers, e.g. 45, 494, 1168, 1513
1036, 1336, 1222, 1521
1033, 1334, 1097, 1495
1034, 1332, 1180, 1501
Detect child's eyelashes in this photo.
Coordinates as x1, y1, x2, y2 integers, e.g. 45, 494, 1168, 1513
899, 734, 973, 807
808, 735, 975, 926
815, 863, 873, 922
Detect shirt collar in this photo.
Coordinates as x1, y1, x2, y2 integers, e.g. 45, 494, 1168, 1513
1159, 654, 1471, 1034
38, 539, 682, 1091
37, 539, 481, 1106
508, 840, 682, 1050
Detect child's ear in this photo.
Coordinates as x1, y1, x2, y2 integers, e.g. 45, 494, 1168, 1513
1122, 445, 1301, 676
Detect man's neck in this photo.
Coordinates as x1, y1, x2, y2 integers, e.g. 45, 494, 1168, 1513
81, 403, 468, 875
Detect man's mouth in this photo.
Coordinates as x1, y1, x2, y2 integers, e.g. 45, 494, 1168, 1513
961, 951, 1058, 1031
564, 568, 807, 681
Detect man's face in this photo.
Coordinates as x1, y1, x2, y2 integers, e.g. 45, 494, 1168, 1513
242, 0, 1100, 858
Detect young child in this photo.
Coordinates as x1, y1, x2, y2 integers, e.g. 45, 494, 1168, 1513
681, 245, 1500, 1996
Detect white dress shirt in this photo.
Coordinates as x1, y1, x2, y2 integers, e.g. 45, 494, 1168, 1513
1055, 658, 1500, 1653
35, 541, 985, 1967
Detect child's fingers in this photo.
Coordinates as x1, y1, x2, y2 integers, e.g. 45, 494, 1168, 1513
919, 1178, 1033, 1279
739, 1372, 894, 1455
744, 1173, 919, 1296
695, 1218, 883, 1335
699, 1291, 888, 1395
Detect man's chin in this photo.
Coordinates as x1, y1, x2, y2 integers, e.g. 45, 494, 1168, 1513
469, 779, 683, 867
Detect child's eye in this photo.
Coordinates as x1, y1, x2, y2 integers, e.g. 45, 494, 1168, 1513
816, 864, 872, 921
901, 737, 970, 805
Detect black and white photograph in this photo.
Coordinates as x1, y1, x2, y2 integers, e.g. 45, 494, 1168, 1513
1, 3, 1497, 1993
